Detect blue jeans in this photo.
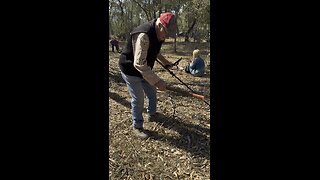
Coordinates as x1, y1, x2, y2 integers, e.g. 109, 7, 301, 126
185, 65, 205, 77
121, 72, 157, 128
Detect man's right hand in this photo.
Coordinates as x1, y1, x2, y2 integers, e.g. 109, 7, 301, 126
155, 80, 167, 91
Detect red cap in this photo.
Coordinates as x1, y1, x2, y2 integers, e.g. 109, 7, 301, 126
159, 12, 177, 38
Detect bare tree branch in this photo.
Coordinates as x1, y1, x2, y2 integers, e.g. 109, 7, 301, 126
116, 0, 124, 16
132, 0, 152, 21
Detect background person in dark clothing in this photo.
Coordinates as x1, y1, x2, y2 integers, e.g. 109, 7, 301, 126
110, 36, 121, 53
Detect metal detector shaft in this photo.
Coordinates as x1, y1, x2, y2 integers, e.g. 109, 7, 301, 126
156, 59, 210, 106
165, 57, 182, 69
173, 57, 183, 66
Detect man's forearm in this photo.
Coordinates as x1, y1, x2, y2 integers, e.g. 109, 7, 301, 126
157, 54, 172, 66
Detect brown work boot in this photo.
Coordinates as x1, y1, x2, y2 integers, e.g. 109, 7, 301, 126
133, 127, 149, 139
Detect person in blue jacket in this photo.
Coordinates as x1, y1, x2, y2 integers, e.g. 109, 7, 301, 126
185, 49, 205, 76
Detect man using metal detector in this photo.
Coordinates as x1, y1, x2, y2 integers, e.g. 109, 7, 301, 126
119, 12, 177, 139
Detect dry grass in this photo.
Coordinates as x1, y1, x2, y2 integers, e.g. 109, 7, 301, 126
109, 40, 211, 179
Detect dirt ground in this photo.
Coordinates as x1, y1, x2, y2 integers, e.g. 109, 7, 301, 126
109, 39, 211, 179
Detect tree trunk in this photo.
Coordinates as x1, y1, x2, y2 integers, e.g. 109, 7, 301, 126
158, 0, 162, 16
173, 10, 180, 53
185, 19, 197, 42
174, 37, 177, 53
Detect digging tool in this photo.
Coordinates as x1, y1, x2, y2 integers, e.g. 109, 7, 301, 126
156, 59, 210, 107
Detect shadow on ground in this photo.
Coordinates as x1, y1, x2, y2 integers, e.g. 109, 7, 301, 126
109, 91, 131, 109
109, 92, 210, 160
109, 72, 125, 84
146, 112, 210, 160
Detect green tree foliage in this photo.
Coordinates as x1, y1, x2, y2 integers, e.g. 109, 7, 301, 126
109, 0, 210, 42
